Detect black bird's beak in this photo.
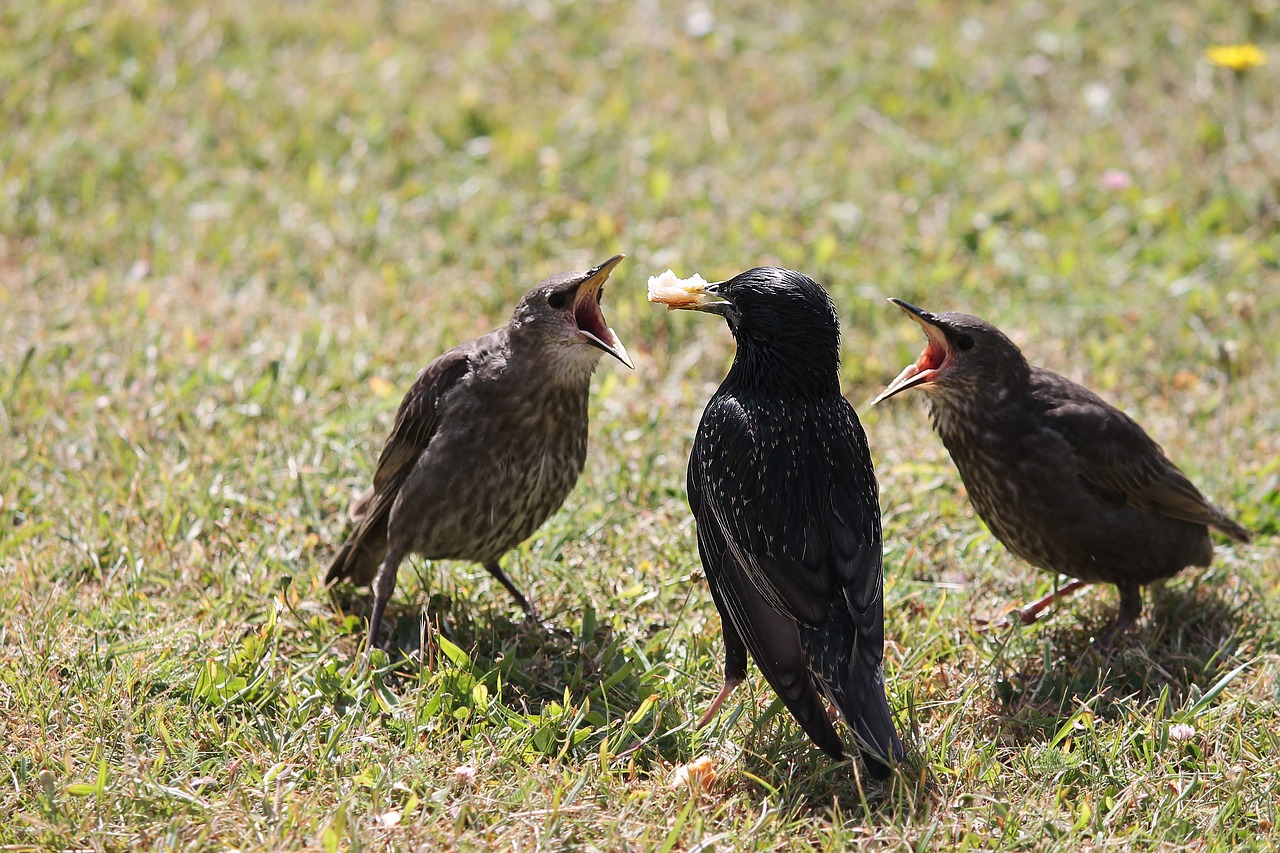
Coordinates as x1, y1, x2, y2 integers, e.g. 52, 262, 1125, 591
684, 280, 736, 317
573, 254, 634, 369
872, 298, 953, 404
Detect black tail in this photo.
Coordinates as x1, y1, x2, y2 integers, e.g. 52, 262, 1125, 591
713, 555, 849, 760
847, 667, 905, 779
800, 614, 904, 779
771, 658, 849, 762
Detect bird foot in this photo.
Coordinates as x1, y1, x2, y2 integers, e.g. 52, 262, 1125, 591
697, 679, 742, 729
975, 603, 1048, 633
1092, 588, 1143, 649
1092, 614, 1135, 649
1014, 604, 1043, 626
974, 609, 1031, 632
527, 614, 572, 639
1092, 628, 1119, 650
977, 580, 1092, 632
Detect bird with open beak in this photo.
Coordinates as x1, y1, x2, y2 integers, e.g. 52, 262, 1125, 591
326, 255, 632, 662
651, 267, 903, 778
874, 298, 1250, 642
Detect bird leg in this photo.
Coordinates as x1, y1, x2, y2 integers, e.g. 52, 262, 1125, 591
698, 614, 749, 728
365, 546, 408, 666
697, 676, 743, 729
1012, 578, 1091, 625
482, 560, 560, 634
1094, 585, 1142, 647
977, 579, 1091, 630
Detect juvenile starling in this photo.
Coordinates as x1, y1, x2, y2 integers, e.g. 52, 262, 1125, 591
326, 255, 632, 658
650, 267, 903, 776
874, 300, 1250, 640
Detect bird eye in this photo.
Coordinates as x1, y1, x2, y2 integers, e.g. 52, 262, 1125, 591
956, 335, 975, 351
547, 291, 570, 310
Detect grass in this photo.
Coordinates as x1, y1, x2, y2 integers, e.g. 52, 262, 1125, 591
2, 0, 1278, 848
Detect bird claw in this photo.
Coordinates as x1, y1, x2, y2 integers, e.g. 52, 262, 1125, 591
529, 615, 572, 639
973, 613, 1017, 632
975, 598, 1060, 632
1091, 613, 1135, 649
1015, 605, 1042, 626
1091, 628, 1118, 650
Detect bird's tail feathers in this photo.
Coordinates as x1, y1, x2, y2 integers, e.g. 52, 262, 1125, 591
800, 615, 904, 779
774, 668, 849, 762
324, 484, 393, 587
324, 539, 357, 586
1210, 507, 1251, 545
716, 557, 849, 761
325, 526, 386, 587
846, 673, 905, 779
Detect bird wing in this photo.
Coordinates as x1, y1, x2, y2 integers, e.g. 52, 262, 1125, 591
371, 346, 475, 494
326, 345, 473, 584
1034, 368, 1246, 540
806, 399, 901, 770
688, 426, 846, 758
693, 396, 882, 628
687, 446, 748, 686
691, 396, 823, 625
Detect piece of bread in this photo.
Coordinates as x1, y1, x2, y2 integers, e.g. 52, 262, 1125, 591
647, 269, 710, 308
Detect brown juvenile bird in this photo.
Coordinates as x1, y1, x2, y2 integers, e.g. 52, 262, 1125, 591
326, 255, 632, 658
874, 300, 1250, 641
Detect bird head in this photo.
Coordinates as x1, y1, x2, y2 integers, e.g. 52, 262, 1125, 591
510, 254, 633, 372
872, 299, 1029, 405
652, 266, 842, 392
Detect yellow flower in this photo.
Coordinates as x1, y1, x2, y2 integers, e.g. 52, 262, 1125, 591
1205, 43, 1268, 71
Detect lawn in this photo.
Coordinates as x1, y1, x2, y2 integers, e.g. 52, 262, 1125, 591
2, 0, 1279, 849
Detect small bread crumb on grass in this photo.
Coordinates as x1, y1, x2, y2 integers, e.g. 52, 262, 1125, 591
670, 756, 717, 790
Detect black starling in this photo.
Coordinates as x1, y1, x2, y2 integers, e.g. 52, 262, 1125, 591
326, 255, 632, 658
874, 299, 1250, 640
650, 267, 903, 776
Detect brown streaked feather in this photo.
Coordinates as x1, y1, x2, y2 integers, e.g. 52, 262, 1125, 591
372, 346, 475, 492
1035, 369, 1250, 544
325, 347, 474, 585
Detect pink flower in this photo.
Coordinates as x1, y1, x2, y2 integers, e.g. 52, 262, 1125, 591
1099, 169, 1133, 191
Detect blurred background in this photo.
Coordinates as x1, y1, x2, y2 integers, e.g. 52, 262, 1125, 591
2, 0, 1278, 847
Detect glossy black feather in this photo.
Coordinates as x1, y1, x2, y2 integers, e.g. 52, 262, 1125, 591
685, 267, 903, 774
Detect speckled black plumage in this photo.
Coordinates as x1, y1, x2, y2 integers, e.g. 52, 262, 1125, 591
666, 267, 903, 776
876, 300, 1250, 639
325, 256, 631, 659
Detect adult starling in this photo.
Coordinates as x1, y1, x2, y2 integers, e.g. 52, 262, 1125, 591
650, 267, 903, 776
874, 299, 1250, 640
326, 255, 632, 658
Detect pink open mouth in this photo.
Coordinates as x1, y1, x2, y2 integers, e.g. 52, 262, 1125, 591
872, 302, 953, 404
572, 256, 633, 369
575, 288, 612, 343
